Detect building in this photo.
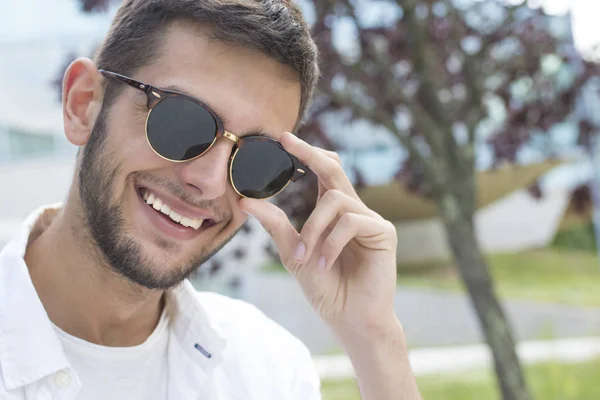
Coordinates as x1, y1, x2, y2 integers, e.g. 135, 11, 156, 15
358, 161, 570, 264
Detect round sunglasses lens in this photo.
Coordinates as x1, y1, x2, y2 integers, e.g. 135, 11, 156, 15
146, 97, 217, 161
231, 139, 295, 199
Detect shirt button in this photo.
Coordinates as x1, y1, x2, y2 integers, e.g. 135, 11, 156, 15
54, 370, 72, 388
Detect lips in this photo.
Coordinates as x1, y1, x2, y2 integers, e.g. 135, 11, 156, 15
141, 188, 207, 229
135, 186, 216, 239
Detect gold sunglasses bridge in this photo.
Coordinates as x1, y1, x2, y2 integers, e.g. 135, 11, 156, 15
223, 131, 239, 143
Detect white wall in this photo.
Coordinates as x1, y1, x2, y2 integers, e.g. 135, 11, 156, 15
0, 157, 74, 245
395, 189, 571, 264
475, 189, 569, 253
0, 157, 74, 218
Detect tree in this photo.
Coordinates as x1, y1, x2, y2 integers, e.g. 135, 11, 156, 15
277, 1, 600, 399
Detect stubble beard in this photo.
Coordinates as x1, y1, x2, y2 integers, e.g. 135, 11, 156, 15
76, 107, 234, 290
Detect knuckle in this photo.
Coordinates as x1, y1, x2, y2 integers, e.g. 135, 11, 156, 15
322, 188, 344, 203
320, 151, 343, 170
383, 219, 396, 233
338, 212, 356, 228
325, 150, 342, 163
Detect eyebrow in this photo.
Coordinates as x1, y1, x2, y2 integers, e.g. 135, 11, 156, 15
161, 84, 271, 139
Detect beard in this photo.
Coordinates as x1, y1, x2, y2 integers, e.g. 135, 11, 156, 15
77, 107, 236, 290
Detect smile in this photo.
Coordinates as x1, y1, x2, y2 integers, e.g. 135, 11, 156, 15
138, 188, 215, 231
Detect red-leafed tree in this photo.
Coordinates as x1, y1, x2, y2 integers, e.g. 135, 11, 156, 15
61, 1, 600, 399
280, 2, 600, 400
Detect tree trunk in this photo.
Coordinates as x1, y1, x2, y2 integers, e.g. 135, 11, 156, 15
438, 193, 533, 400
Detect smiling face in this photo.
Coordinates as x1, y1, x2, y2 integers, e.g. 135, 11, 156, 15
76, 23, 301, 289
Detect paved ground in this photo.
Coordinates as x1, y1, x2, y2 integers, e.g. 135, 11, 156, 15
239, 272, 600, 353
313, 336, 600, 379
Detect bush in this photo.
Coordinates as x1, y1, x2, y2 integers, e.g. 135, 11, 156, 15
552, 222, 597, 252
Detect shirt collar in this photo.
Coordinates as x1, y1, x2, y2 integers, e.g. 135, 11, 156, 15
0, 204, 225, 391
0, 204, 69, 390
167, 280, 226, 373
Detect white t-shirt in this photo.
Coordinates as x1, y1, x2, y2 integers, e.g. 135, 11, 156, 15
52, 307, 170, 400
0, 204, 322, 400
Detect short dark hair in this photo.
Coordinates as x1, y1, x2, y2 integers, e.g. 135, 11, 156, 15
94, 0, 320, 127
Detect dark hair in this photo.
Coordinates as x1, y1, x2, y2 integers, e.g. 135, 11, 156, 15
94, 0, 319, 127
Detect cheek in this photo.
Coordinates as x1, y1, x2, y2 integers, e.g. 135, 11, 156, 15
100, 132, 166, 206
109, 126, 170, 175
226, 188, 247, 223
107, 99, 155, 162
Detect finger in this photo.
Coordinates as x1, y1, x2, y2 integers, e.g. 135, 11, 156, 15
317, 148, 342, 164
314, 148, 354, 200
317, 213, 392, 271
280, 132, 356, 196
297, 189, 369, 263
315, 149, 332, 200
239, 198, 299, 265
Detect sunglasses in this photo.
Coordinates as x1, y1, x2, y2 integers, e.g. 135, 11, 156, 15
99, 70, 309, 200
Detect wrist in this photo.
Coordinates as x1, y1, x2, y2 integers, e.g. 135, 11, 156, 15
332, 316, 421, 400
331, 315, 407, 354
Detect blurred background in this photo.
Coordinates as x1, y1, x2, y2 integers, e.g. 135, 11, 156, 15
2, 0, 600, 399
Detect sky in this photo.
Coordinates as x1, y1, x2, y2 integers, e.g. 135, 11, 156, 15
0, 0, 598, 188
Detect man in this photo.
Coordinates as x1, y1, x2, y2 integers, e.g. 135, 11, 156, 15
0, 0, 422, 399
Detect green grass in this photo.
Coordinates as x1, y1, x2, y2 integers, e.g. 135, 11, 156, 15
322, 357, 600, 400
552, 222, 597, 252
261, 261, 287, 273
397, 248, 600, 307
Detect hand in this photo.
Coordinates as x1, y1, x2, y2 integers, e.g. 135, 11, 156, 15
240, 132, 399, 334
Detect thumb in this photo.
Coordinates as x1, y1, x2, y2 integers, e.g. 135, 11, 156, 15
239, 198, 299, 264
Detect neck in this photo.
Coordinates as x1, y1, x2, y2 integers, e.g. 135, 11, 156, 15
24, 194, 164, 347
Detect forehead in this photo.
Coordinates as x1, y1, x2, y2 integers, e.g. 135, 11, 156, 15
134, 23, 301, 139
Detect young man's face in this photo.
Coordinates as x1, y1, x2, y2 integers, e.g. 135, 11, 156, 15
78, 23, 301, 289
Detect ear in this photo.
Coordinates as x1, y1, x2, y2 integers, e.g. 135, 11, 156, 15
62, 58, 104, 147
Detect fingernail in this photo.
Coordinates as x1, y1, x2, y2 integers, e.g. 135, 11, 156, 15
317, 255, 327, 270
294, 241, 306, 261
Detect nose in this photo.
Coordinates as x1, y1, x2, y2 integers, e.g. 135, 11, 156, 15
177, 137, 233, 200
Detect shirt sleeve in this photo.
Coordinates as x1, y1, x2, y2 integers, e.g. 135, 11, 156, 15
290, 339, 322, 399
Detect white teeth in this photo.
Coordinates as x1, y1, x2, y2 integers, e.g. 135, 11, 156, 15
169, 210, 182, 223
160, 203, 171, 215
180, 217, 192, 227
142, 190, 208, 230
191, 219, 203, 230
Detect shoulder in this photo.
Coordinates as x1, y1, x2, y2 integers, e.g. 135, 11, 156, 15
196, 291, 307, 352
196, 292, 321, 395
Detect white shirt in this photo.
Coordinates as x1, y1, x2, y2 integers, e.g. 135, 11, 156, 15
0, 205, 321, 400
52, 307, 170, 400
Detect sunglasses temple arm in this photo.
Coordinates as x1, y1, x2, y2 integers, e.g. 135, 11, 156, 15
99, 70, 150, 94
